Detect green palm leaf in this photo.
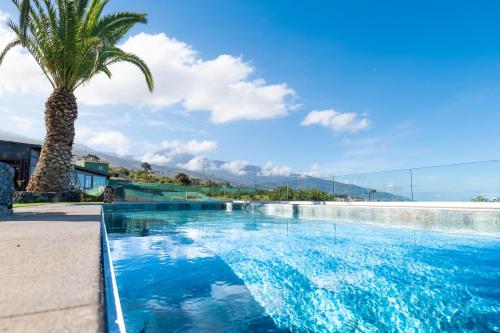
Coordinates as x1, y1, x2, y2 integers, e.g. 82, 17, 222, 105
2, 0, 154, 92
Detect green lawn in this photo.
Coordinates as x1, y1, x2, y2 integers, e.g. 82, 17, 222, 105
13, 202, 103, 208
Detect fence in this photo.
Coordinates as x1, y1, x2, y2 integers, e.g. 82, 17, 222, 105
107, 179, 257, 202
333, 159, 500, 202
106, 160, 500, 203
232, 159, 500, 202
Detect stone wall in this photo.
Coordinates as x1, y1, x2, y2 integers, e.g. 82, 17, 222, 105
103, 186, 125, 203
13, 190, 103, 204
0, 162, 15, 216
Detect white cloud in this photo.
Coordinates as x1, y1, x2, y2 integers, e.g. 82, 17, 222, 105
177, 156, 210, 173
303, 163, 321, 177
161, 139, 217, 154
137, 153, 172, 166
0, 13, 295, 124
76, 128, 130, 156
136, 139, 217, 166
221, 160, 248, 176
176, 157, 248, 176
76, 32, 296, 123
301, 109, 369, 133
259, 161, 292, 177
0, 12, 50, 97
0, 106, 42, 134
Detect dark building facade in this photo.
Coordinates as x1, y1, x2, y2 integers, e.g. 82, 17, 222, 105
0, 140, 41, 190
0, 140, 110, 191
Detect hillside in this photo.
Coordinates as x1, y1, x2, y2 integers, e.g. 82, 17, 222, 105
0, 131, 408, 201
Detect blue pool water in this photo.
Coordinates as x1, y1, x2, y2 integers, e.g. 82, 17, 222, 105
105, 210, 500, 332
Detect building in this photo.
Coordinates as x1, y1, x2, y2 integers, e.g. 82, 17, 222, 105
0, 140, 41, 190
72, 156, 110, 190
74, 155, 109, 174
0, 139, 110, 191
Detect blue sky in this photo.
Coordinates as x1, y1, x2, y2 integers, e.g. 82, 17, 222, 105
1, 0, 500, 177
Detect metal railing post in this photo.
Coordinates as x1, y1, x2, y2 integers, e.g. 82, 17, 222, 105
286, 179, 289, 201
332, 176, 335, 200
410, 168, 414, 201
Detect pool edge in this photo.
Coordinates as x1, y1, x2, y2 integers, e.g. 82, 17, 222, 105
101, 209, 126, 333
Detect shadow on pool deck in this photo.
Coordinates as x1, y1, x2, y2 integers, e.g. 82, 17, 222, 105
0, 204, 104, 333
4, 212, 101, 222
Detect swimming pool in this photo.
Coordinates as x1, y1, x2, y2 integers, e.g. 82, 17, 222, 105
104, 208, 500, 332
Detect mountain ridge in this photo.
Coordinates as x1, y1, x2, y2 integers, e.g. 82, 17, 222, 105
0, 130, 408, 200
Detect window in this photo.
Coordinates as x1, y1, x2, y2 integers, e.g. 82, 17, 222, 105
78, 174, 85, 188
93, 176, 107, 187
85, 175, 92, 189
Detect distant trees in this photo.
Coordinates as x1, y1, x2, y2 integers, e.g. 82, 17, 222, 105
175, 172, 192, 186
268, 186, 334, 201
268, 186, 290, 201
141, 162, 152, 173
471, 195, 498, 202
109, 166, 130, 177
83, 154, 101, 161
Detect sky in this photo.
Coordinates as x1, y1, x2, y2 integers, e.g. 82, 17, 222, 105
1, 0, 500, 178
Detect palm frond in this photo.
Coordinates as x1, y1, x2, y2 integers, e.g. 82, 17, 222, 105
91, 12, 147, 43
19, 0, 32, 40
106, 47, 154, 91
0, 39, 21, 65
1, 0, 153, 93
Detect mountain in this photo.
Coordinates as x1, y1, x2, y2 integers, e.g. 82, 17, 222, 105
142, 147, 409, 200
0, 130, 43, 146
0, 131, 408, 201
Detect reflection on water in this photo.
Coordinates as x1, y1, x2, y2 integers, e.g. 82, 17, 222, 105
106, 210, 500, 333
107, 211, 284, 333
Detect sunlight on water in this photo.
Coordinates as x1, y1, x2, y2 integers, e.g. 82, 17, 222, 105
106, 210, 500, 332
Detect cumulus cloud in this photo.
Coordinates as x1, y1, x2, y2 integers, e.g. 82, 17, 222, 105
77, 32, 296, 123
76, 128, 130, 156
303, 163, 322, 177
221, 160, 248, 176
177, 156, 212, 173
259, 161, 292, 177
0, 106, 43, 135
137, 153, 172, 166
177, 157, 248, 176
136, 139, 217, 166
0, 12, 50, 97
301, 109, 369, 133
0, 13, 295, 124
161, 139, 217, 154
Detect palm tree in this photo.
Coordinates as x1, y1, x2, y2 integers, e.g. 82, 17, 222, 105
0, 0, 153, 192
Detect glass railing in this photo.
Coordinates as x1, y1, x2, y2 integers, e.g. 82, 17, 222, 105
245, 159, 500, 202
105, 160, 500, 203
333, 160, 500, 202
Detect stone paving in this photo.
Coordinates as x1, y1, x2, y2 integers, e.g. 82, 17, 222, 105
0, 204, 103, 333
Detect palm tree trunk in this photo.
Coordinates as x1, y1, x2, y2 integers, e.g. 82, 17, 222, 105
27, 89, 78, 192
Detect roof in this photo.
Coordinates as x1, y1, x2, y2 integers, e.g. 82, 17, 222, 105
0, 139, 42, 150
73, 164, 110, 178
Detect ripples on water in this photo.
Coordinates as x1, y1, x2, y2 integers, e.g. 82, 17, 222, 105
106, 210, 500, 332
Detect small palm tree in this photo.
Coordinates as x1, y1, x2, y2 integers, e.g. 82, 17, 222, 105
0, 0, 153, 192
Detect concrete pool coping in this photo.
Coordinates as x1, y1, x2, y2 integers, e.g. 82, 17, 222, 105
241, 201, 500, 234
0, 204, 105, 332
100, 213, 126, 333
234, 200, 500, 210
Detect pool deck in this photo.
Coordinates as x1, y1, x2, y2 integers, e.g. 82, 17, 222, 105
0, 204, 103, 333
